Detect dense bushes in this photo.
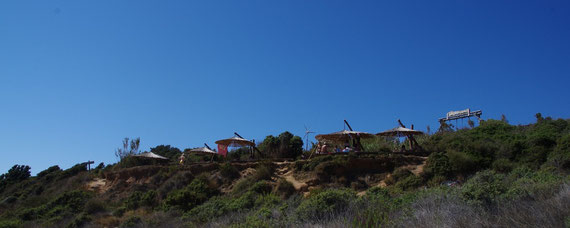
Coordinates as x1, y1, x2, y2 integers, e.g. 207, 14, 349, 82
296, 188, 356, 220
124, 190, 158, 210
1, 113, 568, 227
0, 165, 31, 192
219, 163, 240, 180
275, 179, 295, 198
185, 180, 286, 224
423, 116, 570, 182
460, 170, 507, 206
545, 133, 570, 171
37, 166, 61, 178
424, 152, 451, 178
18, 190, 91, 222
163, 175, 218, 211
253, 163, 274, 181
59, 163, 87, 179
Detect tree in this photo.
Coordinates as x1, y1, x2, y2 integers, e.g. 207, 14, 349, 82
259, 131, 303, 158
115, 137, 140, 160
150, 145, 182, 160
0, 164, 31, 191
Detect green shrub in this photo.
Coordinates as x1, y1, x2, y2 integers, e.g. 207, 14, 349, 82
18, 190, 91, 221
492, 158, 514, 173
385, 168, 412, 185
164, 188, 208, 211
314, 158, 348, 179
297, 155, 336, 171
141, 190, 158, 208
0, 165, 31, 191
119, 216, 141, 228
112, 206, 126, 217
253, 163, 274, 181
37, 165, 61, 178
1, 195, 17, 205
251, 181, 273, 194
163, 177, 217, 211
185, 196, 231, 223
232, 177, 256, 195
448, 150, 478, 175
427, 175, 447, 187
354, 187, 417, 227
124, 192, 143, 210
544, 134, 570, 171
157, 171, 194, 198
366, 186, 390, 199
394, 175, 423, 191
123, 190, 158, 211
59, 163, 87, 179
84, 199, 105, 214
274, 178, 295, 198
461, 170, 506, 206
220, 163, 240, 180
228, 191, 257, 211
296, 188, 356, 220
424, 152, 451, 178
254, 193, 282, 208
505, 169, 564, 199
66, 213, 91, 228
188, 175, 218, 197
0, 219, 21, 228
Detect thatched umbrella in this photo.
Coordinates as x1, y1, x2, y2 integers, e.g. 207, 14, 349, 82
376, 127, 423, 137
133, 152, 168, 160
188, 147, 217, 155
215, 136, 255, 147
315, 130, 374, 142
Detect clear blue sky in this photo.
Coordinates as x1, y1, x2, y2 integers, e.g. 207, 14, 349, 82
1, 1, 569, 174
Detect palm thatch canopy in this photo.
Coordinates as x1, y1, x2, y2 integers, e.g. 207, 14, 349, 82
315, 130, 374, 142
215, 136, 255, 147
376, 127, 423, 137
133, 152, 169, 160
187, 147, 217, 155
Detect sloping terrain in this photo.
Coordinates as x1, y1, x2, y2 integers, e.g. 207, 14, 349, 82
0, 117, 568, 227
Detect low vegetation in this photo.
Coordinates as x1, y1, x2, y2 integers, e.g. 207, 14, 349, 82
0, 114, 568, 227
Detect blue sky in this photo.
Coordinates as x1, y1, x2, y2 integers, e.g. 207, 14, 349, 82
1, 1, 569, 174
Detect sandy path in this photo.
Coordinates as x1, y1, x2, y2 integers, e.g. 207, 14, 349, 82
275, 163, 308, 192
87, 178, 109, 193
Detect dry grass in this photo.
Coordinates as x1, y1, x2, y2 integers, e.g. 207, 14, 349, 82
397, 183, 570, 228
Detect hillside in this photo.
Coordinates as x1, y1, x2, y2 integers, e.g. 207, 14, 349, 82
0, 115, 568, 227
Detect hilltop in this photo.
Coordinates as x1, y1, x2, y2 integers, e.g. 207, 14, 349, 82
0, 114, 568, 227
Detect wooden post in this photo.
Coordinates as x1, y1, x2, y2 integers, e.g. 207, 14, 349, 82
398, 119, 422, 152
83, 161, 94, 171
344, 119, 364, 151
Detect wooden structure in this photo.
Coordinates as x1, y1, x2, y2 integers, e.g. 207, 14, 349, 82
438, 108, 482, 129
377, 120, 423, 153
312, 120, 373, 158
187, 143, 218, 162
81, 160, 95, 171
215, 132, 261, 159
